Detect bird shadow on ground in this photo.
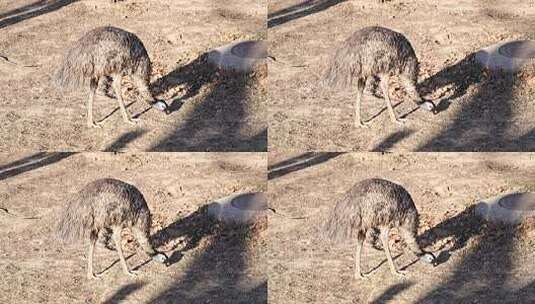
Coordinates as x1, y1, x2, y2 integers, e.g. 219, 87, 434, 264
0, 152, 74, 181
416, 210, 535, 302
363, 100, 405, 123
418, 53, 485, 115
371, 204, 535, 303
95, 100, 137, 124
356, 79, 425, 126
140, 204, 267, 303
416, 52, 535, 151
95, 53, 266, 152
0, 0, 77, 29
151, 53, 217, 114
367, 53, 486, 151
95, 80, 162, 122
374, 50, 535, 151
151, 205, 217, 263
149, 54, 267, 151
268, 0, 347, 28
363, 252, 404, 276
418, 205, 484, 254
96, 253, 136, 276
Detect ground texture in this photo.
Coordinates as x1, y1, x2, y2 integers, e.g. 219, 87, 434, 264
268, 152, 535, 303
0, 152, 267, 303
0, 0, 267, 152
268, 0, 535, 151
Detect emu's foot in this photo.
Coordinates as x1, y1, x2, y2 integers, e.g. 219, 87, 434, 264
125, 270, 138, 277
355, 271, 369, 280
393, 118, 407, 126
392, 270, 407, 278
88, 121, 102, 128
124, 118, 139, 126
87, 272, 102, 280
355, 120, 370, 128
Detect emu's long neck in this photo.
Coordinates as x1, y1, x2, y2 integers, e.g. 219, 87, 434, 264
402, 230, 425, 257
132, 226, 157, 256
400, 216, 425, 257
134, 77, 156, 105
132, 212, 157, 256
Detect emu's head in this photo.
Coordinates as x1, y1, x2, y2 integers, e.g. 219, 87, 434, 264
419, 99, 437, 114
151, 251, 170, 266
419, 251, 438, 267
152, 100, 170, 114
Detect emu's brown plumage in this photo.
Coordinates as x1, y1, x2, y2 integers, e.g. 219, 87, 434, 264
56, 178, 168, 279
322, 178, 436, 278
324, 26, 435, 127
55, 26, 167, 127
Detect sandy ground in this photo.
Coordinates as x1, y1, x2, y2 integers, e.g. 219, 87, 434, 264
4, 1, 535, 303
0, 152, 267, 303
268, 152, 535, 303
0, 0, 267, 152
268, 0, 535, 152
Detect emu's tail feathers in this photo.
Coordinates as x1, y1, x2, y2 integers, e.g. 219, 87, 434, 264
55, 199, 94, 243
322, 43, 360, 90
319, 195, 362, 243
53, 46, 94, 89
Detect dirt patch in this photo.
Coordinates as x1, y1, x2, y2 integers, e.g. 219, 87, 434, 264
0, 152, 267, 303
0, 0, 267, 152
268, 0, 535, 151
268, 152, 535, 303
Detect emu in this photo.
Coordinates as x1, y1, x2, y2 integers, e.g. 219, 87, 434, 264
56, 178, 169, 279
324, 26, 436, 127
55, 26, 169, 128
322, 178, 436, 279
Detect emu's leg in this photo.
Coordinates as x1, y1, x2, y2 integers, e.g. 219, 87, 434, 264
112, 228, 136, 277
111, 75, 137, 125
380, 228, 405, 277
355, 231, 366, 279
379, 75, 405, 125
87, 78, 101, 128
132, 226, 156, 258
87, 231, 101, 279
355, 77, 368, 128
